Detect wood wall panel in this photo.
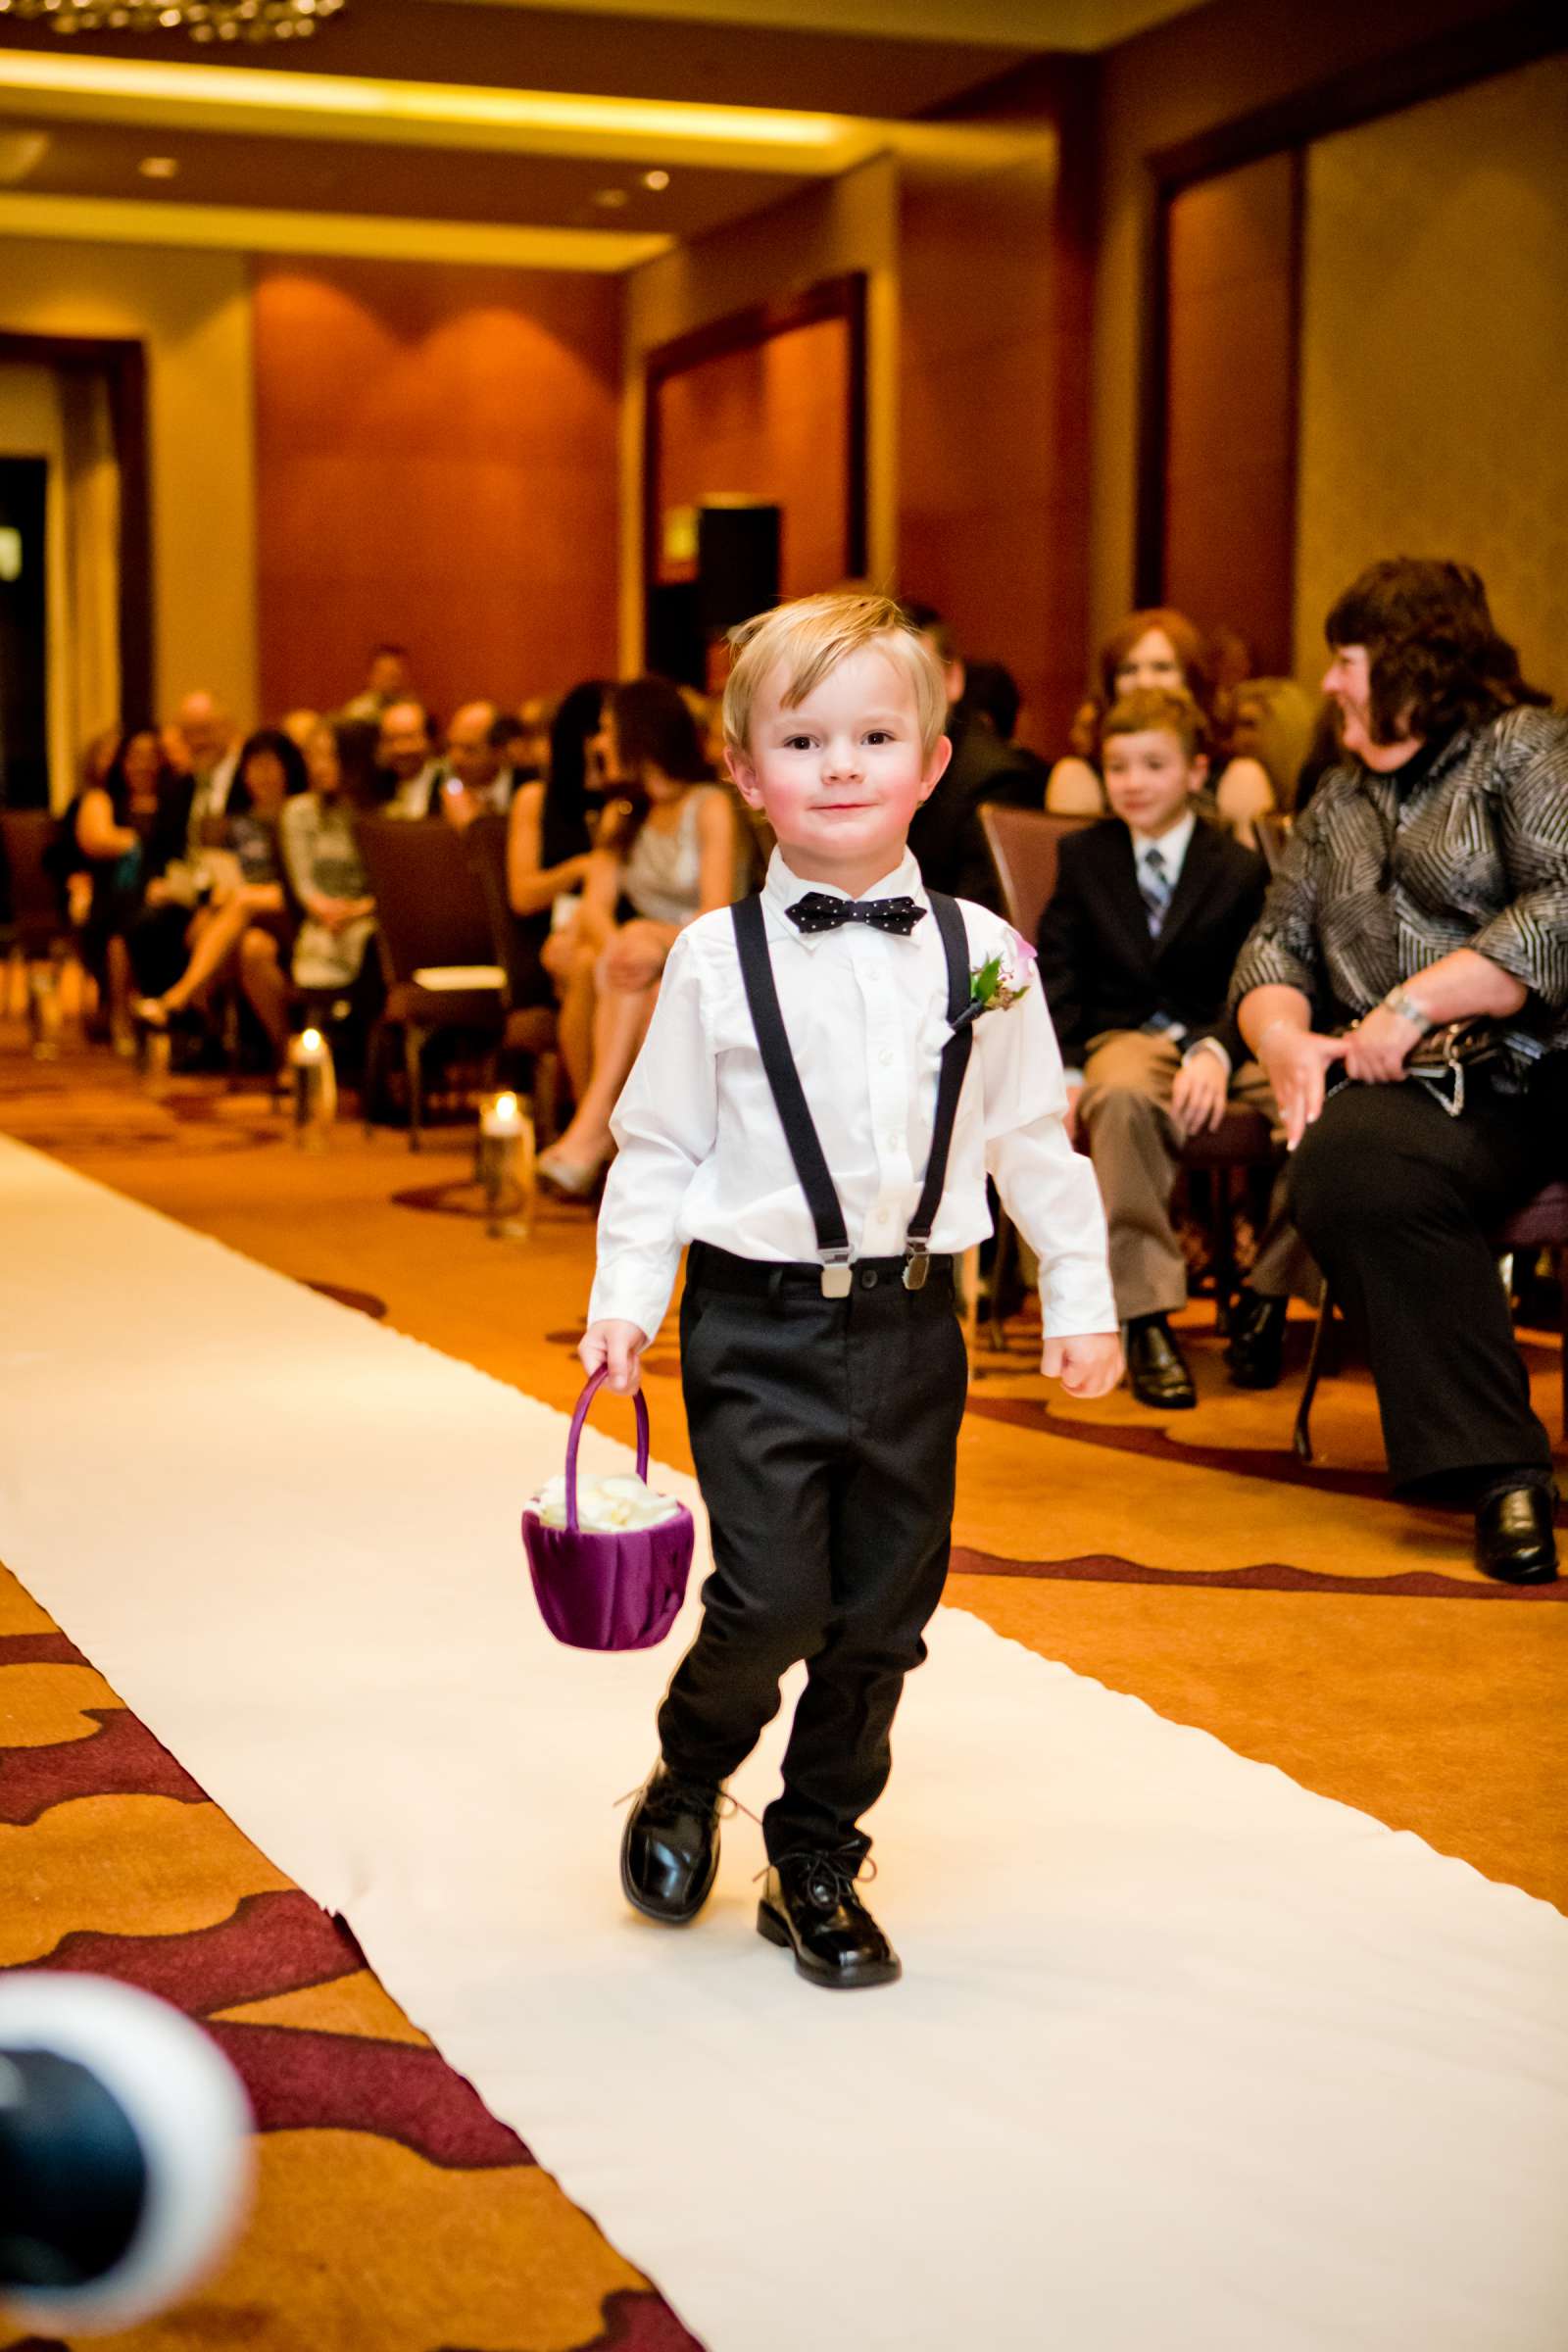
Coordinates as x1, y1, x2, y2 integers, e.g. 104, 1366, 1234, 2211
897, 70, 1097, 755
1161, 150, 1298, 674
654, 315, 851, 600
252, 258, 619, 723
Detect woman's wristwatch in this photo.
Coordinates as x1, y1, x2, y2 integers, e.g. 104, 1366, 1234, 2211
1380, 984, 1434, 1034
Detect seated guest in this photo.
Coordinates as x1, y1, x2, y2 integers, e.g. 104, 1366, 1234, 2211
48, 725, 121, 938
134, 728, 306, 1056
904, 603, 1045, 908
508, 681, 614, 1097
73, 724, 186, 1050
958, 660, 1048, 778
1036, 687, 1306, 1408
536, 677, 736, 1199
341, 642, 413, 725
172, 690, 241, 828
1047, 610, 1278, 846
506, 695, 554, 786
1232, 557, 1566, 1583
377, 700, 442, 816
280, 720, 378, 1008
436, 699, 517, 832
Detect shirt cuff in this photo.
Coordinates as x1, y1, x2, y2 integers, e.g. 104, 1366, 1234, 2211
1183, 1037, 1232, 1077
587, 1255, 678, 1348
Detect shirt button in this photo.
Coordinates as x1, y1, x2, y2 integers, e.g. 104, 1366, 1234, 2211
874, 1206, 891, 1224
886, 1133, 901, 1152
879, 1048, 893, 1065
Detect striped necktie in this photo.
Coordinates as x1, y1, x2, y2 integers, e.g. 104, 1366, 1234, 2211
1140, 844, 1172, 938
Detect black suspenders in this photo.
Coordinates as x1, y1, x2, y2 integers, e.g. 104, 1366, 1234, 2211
731, 890, 974, 1297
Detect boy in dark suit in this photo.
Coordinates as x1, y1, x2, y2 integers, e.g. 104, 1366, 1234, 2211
1036, 687, 1303, 1407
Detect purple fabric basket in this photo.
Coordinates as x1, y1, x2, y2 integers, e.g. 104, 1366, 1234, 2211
522, 1366, 695, 1651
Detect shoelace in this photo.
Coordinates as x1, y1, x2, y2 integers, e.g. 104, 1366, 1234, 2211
758, 1843, 878, 1912
614, 1777, 760, 1830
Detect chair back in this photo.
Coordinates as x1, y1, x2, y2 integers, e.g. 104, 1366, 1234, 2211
1496, 1180, 1568, 1252
1255, 811, 1293, 876
979, 806, 1094, 945
0, 809, 67, 956
353, 816, 493, 986
466, 810, 553, 1011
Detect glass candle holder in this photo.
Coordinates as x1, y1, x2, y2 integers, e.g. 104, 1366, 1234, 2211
477, 1089, 535, 1238
287, 1025, 337, 1150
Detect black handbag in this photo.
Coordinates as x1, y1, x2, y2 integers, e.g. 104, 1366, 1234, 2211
1401, 1017, 1509, 1117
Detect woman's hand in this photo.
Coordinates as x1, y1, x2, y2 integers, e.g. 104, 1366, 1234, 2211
604, 919, 675, 992
1042, 1332, 1124, 1398
579, 1318, 649, 1396
1341, 1005, 1422, 1086
1259, 1026, 1344, 1152
1170, 1047, 1229, 1139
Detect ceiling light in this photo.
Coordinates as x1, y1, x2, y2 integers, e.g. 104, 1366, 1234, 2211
592, 187, 628, 210
138, 154, 178, 177
642, 169, 670, 192
0, 0, 345, 37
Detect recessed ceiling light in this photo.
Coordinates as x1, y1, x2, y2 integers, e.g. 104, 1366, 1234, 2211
138, 155, 179, 178
642, 169, 670, 192
592, 186, 628, 209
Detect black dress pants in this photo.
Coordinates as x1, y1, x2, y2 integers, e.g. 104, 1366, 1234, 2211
661, 1243, 969, 1862
1286, 1078, 1551, 1497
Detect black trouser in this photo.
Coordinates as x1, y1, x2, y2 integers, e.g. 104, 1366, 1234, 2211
661, 1242, 969, 1862
1287, 1078, 1551, 1498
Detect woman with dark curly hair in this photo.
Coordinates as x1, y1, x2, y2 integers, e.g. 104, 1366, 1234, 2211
1230, 558, 1566, 1582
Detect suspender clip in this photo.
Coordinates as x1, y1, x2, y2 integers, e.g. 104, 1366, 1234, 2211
902, 1246, 930, 1292
819, 1256, 853, 1298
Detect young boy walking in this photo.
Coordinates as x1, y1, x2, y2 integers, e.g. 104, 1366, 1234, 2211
580, 592, 1119, 1989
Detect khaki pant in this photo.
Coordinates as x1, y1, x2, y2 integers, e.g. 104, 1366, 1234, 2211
1078, 1029, 1313, 1323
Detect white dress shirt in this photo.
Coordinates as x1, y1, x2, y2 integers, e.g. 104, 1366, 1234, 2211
589, 849, 1115, 1345
1130, 806, 1197, 887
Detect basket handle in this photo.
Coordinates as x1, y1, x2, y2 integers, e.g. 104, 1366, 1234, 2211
564, 1365, 651, 1534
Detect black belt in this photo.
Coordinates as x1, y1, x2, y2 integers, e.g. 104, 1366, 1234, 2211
687, 1241, 955, 1298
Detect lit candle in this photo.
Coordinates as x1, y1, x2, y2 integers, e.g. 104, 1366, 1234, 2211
481, 1089, 525, 1139
287, 1025, 336, 1147
476, 1090, 534, 1236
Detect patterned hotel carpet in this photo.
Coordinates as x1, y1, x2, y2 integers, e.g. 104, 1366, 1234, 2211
1, 1011, 1564, 2348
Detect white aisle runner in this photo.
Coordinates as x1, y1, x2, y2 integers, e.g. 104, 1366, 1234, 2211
2, 1135, 1565, 2351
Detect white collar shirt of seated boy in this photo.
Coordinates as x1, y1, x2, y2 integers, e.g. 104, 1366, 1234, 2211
587, 847, 1114, 1348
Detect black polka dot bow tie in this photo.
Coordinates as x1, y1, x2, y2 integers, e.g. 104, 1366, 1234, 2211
784, 892, 927, 937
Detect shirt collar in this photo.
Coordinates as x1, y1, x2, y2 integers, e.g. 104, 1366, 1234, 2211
1131, 809, 1197, 872
762, 847, 928, 940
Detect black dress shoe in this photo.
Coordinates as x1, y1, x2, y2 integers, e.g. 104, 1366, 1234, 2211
757, 1851, 902, 1989
1474, 1485, 1559, 1586
619, 1763, 725, 1924
1124, 1315, 1197, 1410
1223, 1289, 1290, 1390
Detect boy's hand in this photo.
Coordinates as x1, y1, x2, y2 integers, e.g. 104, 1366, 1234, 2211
579, 1318, 649, 1396
1170, 1048, 1228, 1139
1063, 1082, 1083, 1145
1042, 1332, 1123, 1398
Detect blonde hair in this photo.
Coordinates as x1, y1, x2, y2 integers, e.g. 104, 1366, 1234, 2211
1100, 686, 1206, 762
722, 591, 948, 762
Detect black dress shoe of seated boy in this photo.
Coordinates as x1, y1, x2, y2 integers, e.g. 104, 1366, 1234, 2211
757, 1851, 902, 1989
1124, 1314, 1197, 1410
1474, 1484, 1559, 1586
619, 1763, 725, 1924
1223, 1289, 1289, 1390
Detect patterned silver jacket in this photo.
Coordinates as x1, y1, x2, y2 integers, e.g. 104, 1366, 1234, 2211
1230, 705, 1568, 1086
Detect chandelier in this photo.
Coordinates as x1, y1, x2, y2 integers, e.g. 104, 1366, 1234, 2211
0, 0, 346, 38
